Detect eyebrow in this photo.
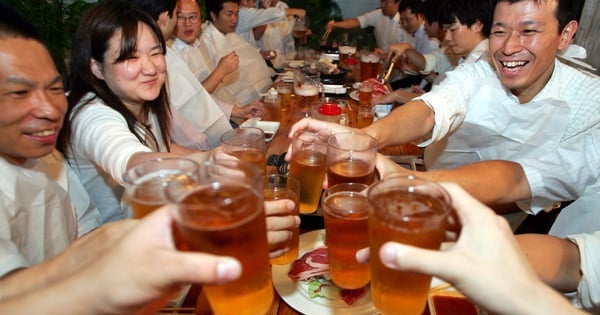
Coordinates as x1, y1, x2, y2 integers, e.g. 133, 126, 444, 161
4, 74, 62, 87
492, 20, 542, 28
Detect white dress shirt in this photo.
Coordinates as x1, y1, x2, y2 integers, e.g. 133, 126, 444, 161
356, 9, 414, 52
237, 6, 286, 47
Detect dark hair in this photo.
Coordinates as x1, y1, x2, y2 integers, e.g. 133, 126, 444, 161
422, 0, 447, 24
399, 0, 425, 15
57, 0, 171, 156
205, 0, 240, 22
129, 0, 177, 20
440, 0, 493, 37
494, 0, 583, 33
0, 1, 42, 41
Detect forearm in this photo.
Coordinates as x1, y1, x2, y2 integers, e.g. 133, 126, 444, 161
201, 68, 228, 94
516, 234, 582, 293
363, 100, 434, 147
405, 49, 426, 70
332, 18, 360, 30
410, 160, 531, 205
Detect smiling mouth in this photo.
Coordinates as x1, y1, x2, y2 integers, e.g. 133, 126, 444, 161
500, 60, 528, 69
31, 129, 56, 137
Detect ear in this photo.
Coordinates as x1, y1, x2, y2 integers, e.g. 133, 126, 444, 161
157, 10, 170, 28
558, 20, 578, 50
210, 11, 217, 22
90, 59, 104, 80
471, 20, 483, 34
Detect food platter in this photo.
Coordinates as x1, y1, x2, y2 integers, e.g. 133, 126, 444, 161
271, 230, 378, 314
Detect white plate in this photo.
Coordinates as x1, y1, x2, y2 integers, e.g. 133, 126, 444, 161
272, 229, 378, 315
349, 90, 359, 102
272, 230, 448, 315
287, 60, 305, 68
240, 120, 280, 142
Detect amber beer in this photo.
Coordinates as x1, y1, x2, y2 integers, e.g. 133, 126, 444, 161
327, 159, 375, 186
276, 83, 292, 112
230, 149, 267, 176
357, 106, 375, 128
293, 29, 308, 45
294, 83, 319, 108
125, 158, 199, 218
263, 175, 301, 265
358, 86, 373, 106
338, 45, 357, 67
322, 183, 370, 289
289, 149, 326, 213
367, 176, 451, 315
360, 52, 382, 81
176, 183, 273, 315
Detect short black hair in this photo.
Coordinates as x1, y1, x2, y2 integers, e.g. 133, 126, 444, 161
0, 1, 42, 41
205, 0, 240, 22
494, 0, 583, 33
129, 0, 177, 20
422, 0, 447, 24
399, 0, 425, 15
440, 0, 493, 37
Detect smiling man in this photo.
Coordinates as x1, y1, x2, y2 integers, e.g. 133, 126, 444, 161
290, 0, 599, 233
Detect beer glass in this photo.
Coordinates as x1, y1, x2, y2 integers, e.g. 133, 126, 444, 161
326, 132, 378, 186
322, 183, 371, 289
293, 15, 309, 45
360, 52, 382, 81
263, 174, 301, 265
276, 82, 292, 112
220, 127, 267, 175
289, 131, 327, 213
338, 42, 357, 68
124, 157, 199, 218
357, 105, 375, 128
168, 160, 273, 315
367, 175, 451, 315
358, 85, 373, 106
293, 70, 320, 110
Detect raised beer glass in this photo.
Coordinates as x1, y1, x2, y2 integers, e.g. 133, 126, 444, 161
289, 131, 327, 213
326, 132, 378, 186
367, 175, 451, 315
168, 160, 273, 315
220, 127, 267, 175
322, 183, 371, 289
124, 157, 199, 218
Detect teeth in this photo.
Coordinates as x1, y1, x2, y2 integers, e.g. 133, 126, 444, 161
502, 61, 526, 68
32, 130, 55, 137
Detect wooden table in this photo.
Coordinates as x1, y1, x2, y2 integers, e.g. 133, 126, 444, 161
177, 83, 424, 315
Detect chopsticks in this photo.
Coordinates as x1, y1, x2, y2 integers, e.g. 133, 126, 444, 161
321, 29, 331, 44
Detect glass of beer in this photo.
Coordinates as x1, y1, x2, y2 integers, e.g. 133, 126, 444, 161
293, 70, 320, 110
357, 105, 375, 128
289, 131, 327, 213
123, 157, 199, 218
168, 160, 273, 315
293, 15, 309, 45
263, 174, 301, 265
367, 175, 451, 315
326, 132, 378, 186
220, 127, 267, 175
322, 182, 371, 289
358, 85, 373, 106
276, 82, 292, 112
360, 52, 382, 81
338, 43, 357, 68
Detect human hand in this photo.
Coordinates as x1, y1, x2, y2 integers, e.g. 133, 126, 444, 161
325, 20, 335, 32
285, 118, 358, 161
83, 205, 242, 314
232, 101, 265, 119
264, 199, 300, 258
386, 42, 412, 63
361, 183, 559, 315
371, 93, 396, 106
216, 51, 239, 76
374, 153, 414, 179
261, 49, 277, 60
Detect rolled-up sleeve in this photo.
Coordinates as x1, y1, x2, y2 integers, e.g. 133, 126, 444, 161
566, 232, 600, 313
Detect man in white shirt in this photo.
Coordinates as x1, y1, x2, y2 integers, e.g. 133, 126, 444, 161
193, 0, 275, 105
237, 0, 304, 47
325, 0, 413, 54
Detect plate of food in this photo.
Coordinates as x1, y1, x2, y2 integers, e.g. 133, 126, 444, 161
349, 90, 360, 102
272, 229, 377, 315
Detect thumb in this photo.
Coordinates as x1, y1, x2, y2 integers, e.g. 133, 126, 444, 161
380, 242, 450, 278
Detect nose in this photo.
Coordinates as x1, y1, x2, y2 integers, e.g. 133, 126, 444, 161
140, 55, 159, 76
501, 30, 523, 55
31, 92, 66, 122
443, 29, 453, 42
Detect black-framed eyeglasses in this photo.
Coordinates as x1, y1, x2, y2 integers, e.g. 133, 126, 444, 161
177, 14, 200, 24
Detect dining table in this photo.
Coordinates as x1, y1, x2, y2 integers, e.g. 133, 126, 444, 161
164, 74, 429, 315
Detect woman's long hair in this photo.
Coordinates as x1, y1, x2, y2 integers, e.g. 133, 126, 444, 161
57, 0, 171, 156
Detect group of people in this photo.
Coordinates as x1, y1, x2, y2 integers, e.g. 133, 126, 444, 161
1, 0, 599, 314
289, 0, 600, 312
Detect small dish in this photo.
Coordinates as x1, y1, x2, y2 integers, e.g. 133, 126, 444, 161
240, 120, 280, 142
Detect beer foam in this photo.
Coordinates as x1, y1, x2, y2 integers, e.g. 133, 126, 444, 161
294, 85, 319, 96
339, 46, 357, 54
360, 53, 380, 63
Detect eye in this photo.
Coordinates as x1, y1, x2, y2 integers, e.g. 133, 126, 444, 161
521, 29, 538, 35
8, 89, 30, 98
49, 84, 65, 94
